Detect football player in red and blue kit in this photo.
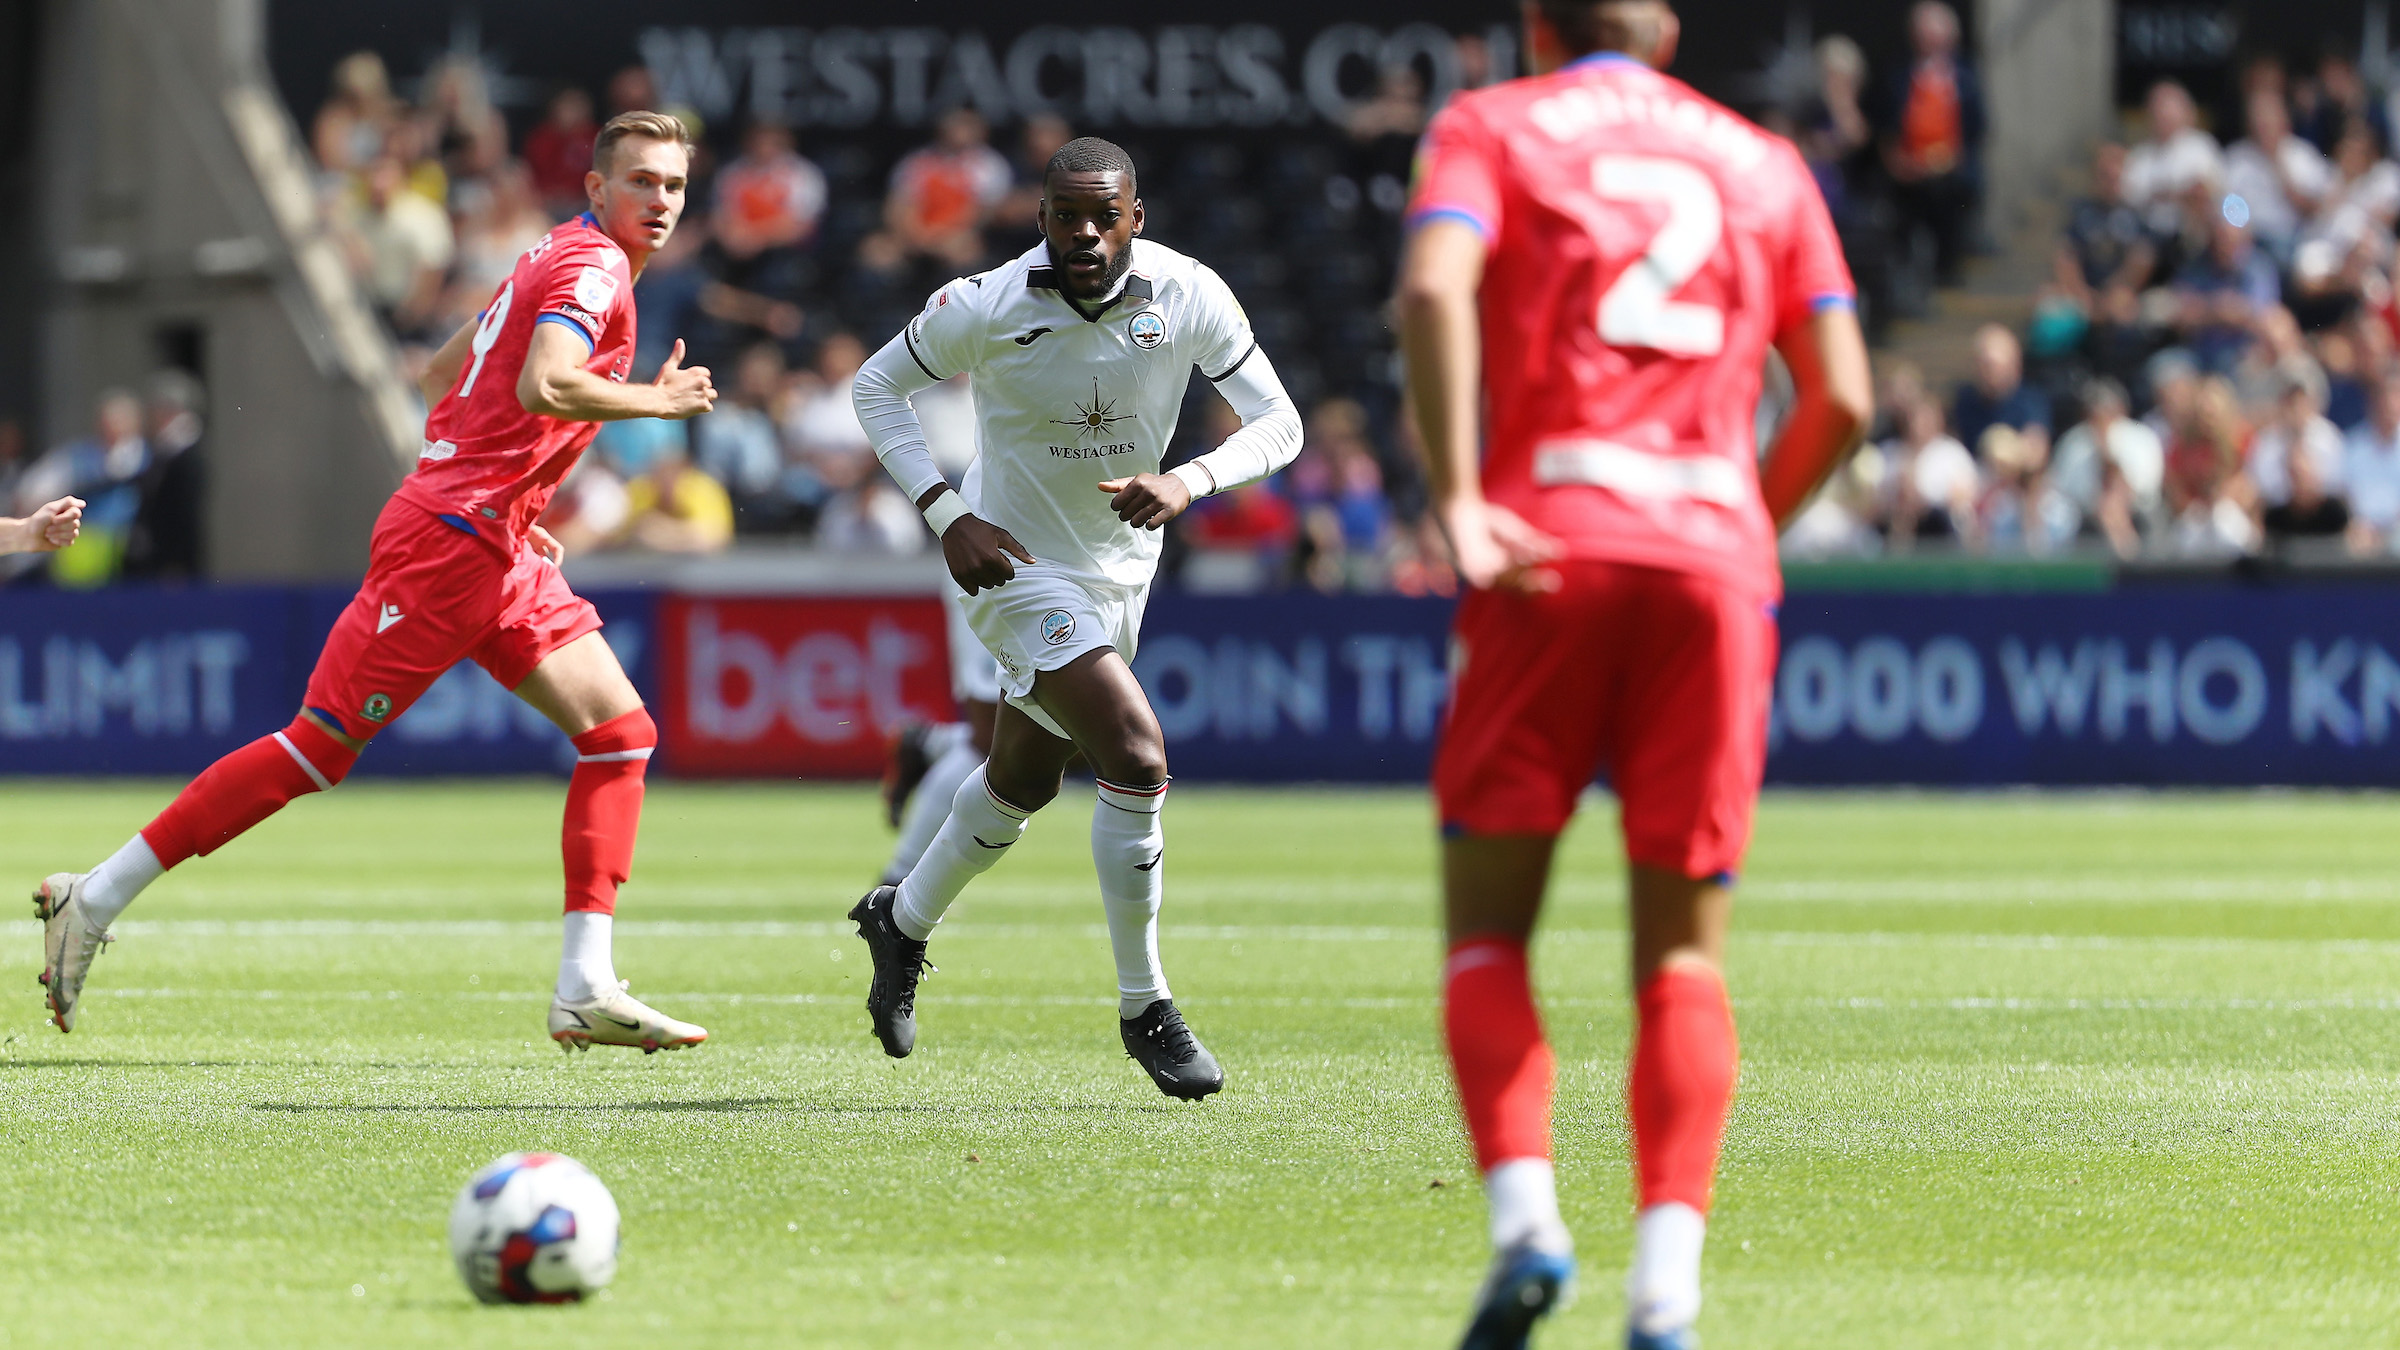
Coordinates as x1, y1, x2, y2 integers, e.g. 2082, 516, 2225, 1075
1397, 3, 1874, 1345
32, 112, 720, 1053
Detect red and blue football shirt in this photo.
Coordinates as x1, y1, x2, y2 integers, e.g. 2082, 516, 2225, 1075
1407, 54, 1856, 597
401, 213, 637, 553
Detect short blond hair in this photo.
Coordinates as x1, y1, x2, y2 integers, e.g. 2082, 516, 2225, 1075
593, 110, 693, 174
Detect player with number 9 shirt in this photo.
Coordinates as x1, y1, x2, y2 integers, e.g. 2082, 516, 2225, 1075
1396, 2, 1874, 1346
28, 112, 720, 1056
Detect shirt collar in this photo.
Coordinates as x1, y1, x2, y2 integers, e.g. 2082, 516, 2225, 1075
1567, 52, 1649, 73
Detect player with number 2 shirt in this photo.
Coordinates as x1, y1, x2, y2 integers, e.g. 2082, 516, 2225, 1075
1396, 3, 1873, 1346
28, 112, 721, 1058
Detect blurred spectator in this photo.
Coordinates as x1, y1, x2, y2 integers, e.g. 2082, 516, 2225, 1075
1975, 424, 2077, 555
1877, 1, 1983, 284
2263, 430, 2351, 541
2293, 115, 2400, 305
620, 441, 735, 554
1951, 324, 2050, 452
2315, 326, 2372, 429
1288, 399, 1392, 591
342, 154, 454, 342
1346, 64, 1429, 194
1180, 397, 1300, 589
783, 332, 871, 475
523, 86, 600, 217
1878, 394, 1979, 547
2297, 45, 2391, 156
884, 108, 1012, 266
693, 343, 799, 529
714, 123, 829, 261
2224, 88, 2330, 263
122, 371, 205, 580
631, 218, 714, 377
2161, 374, 2257, 555
2143, 348, 2200, 443
2051, 377, 2165, 556
998, 114, 1076, 236
379, 117, 450, 213
2343, 368, 2400, 553
0, 419, 24, 511
2124, 81, 2226, 234
2057, 142, 2158, 304
312, 51, 398, 180
544, 426, 637, 557
416, 56, 508, 191
606, 65, 657, 118
815, 477, 925, 556
2172, 211, 2280, 373
444, 161, 553, 333
1811, 36, 1875, 175
2247, 359, 2346, 509
21, 389, 149, 584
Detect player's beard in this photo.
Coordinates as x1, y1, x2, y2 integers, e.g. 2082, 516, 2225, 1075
1049, 237, 1133, 301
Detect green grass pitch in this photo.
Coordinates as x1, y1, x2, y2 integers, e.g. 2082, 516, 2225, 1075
0, 781, 2396, 1347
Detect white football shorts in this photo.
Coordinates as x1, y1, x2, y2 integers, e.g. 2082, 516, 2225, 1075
941, 585, 1004, 707
956, 563, 1149, 739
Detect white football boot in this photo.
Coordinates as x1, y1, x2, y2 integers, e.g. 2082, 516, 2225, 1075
33, 873, 112, 1033
547, 981, 707, 1054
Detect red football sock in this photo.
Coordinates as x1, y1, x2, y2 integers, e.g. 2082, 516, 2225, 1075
141, 717, 360, 868
561, 707, 655, 915
1444, 937, 1554, 1171
1629, 964, 1739, 1212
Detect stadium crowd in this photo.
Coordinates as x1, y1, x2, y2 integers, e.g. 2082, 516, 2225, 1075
38, 9, 2400, 587
1788, 42, 2400, 562
284, 48, 1461, 595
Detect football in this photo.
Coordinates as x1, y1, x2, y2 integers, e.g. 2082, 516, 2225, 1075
447, 1152, 620, 1304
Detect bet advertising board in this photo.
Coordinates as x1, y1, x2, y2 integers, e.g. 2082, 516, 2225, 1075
7, 581, 2400, 785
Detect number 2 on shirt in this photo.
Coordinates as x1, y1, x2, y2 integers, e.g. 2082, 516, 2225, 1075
1591, 156, 1724, 358
458, 281, 514, 398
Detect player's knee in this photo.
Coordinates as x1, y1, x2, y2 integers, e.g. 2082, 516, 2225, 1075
1096, 733, 1168, 789
985, 763, 1060, 813
282, 715, 361, 790
571, 704, 657, 758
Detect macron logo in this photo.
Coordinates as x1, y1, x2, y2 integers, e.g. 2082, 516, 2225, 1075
377, 604, 404, 634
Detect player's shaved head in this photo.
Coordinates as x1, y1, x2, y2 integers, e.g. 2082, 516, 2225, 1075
1044, 136, 1137, 198
1038, 137, 1143, 303
1534, 0, 1678, 66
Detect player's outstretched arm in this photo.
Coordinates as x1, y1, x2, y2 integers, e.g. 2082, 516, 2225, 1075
0, 497, 84, 556
1103, 348, 1304, 530
1760, 306, 1874, 528
1397, 218, 1559, 593
518, 327, 717, 423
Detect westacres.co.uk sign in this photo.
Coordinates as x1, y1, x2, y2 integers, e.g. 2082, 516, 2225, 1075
637, 21, 1510, 130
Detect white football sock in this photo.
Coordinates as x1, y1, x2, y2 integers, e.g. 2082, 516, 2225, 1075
893, 766, 1031, 941
1484, 1157, 1573, 1255
1625, 1201, 1706, 1335
80, 833, 164, 929
1092, 777, 1171, 1019
556, 910, 618, 1002
883, 730, 984, 885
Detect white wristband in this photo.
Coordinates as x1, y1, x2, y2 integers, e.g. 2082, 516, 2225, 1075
1169, 461, 1218, 499
922, 489, 971, 538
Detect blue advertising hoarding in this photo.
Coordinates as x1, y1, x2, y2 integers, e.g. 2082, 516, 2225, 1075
8, 580, 2400, 786
1766, 586, 2400, 786
0, 586, 657, 776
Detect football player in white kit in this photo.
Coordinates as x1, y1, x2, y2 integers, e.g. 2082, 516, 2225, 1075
849, 137, 1302, 1099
